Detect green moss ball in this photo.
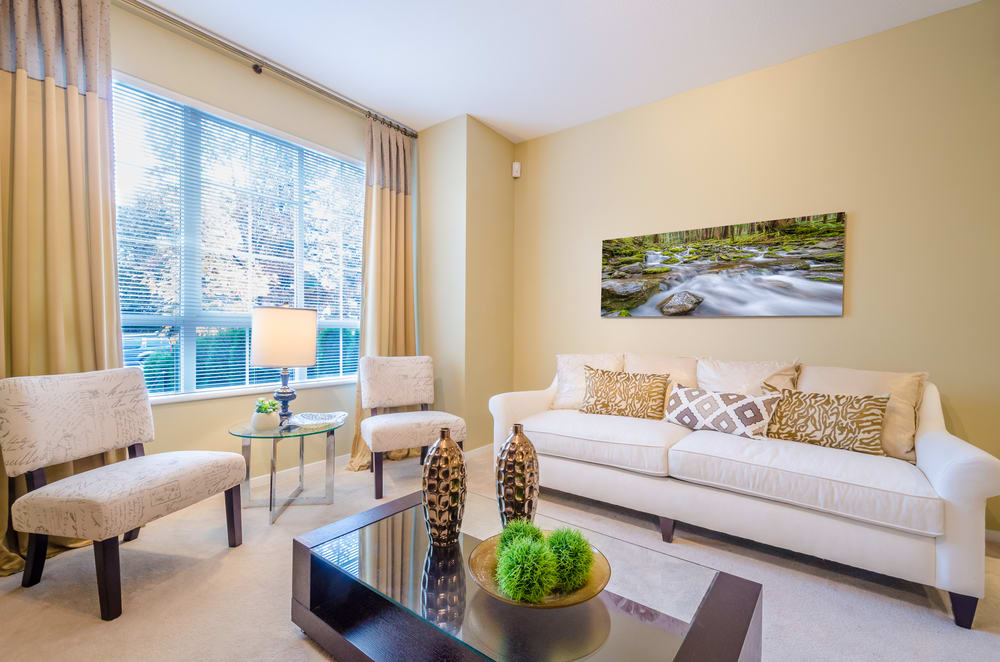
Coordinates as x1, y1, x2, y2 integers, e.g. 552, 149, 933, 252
495, 537, 558, 603
497, 518, 544, 556
547, 527, 594, 593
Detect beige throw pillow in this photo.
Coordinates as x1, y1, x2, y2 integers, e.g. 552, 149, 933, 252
664, 386, 780, 439
794, 366, 927, 462
767, 389, 890, 456
697, 358, 799, 396
580, 366, 669, 420
552, 353, 624, 409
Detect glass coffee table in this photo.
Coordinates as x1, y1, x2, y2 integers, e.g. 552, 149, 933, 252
292, 491, 762, 661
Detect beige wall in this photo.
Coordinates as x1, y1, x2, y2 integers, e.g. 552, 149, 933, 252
111, 6, 366, 474
418, 116, 469, 424
511, 2, 1000, 526
418, 115, 515, 449
465, 119, 515, 445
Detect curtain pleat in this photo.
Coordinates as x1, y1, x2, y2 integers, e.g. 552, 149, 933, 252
346, 119, 417, 471
0, 0, 123, 576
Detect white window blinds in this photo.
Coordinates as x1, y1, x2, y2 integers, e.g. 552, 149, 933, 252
112, 81, 364, 395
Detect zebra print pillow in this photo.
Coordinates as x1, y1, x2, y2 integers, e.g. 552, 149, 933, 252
767, 389, 890, 455
580, 366, 669, 419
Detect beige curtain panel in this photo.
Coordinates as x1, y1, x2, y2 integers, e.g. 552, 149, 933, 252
0, 0, 123, 576
346, 118, 417, 471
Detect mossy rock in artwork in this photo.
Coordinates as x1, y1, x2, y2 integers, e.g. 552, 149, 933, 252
547, 528, 594, 593
495, 537, 558, 603
615, 309, 631, 317
642, 266, 671, 274
497, 519, 544, 556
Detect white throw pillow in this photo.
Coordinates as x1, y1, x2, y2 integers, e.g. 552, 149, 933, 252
624, 354, 698, 388
697, 358, 798, 396
552, 353, 624, 409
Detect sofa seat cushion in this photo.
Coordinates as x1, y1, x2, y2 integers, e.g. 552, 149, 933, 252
668, 431, 943, 536
12, 451, 245, 541
520, 410, 691, 476
361, 410, 467, 452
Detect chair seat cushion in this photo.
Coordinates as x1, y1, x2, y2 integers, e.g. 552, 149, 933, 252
521, 409, 692, 476
668, 431, 943, 536
361, 411, 467, 452
11, 451, 245, 541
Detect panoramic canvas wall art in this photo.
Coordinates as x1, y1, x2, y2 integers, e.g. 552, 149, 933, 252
601, 212, 845, 317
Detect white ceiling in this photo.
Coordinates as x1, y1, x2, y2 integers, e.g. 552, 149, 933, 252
148, 0, 974, 143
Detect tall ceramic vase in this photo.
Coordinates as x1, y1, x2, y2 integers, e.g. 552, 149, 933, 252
496, 423, 539, 526
422, 427, 467, 547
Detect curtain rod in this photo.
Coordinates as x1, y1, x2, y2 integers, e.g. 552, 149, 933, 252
114, 0, 418, 139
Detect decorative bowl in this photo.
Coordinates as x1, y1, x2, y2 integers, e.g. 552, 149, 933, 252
468, 532, 611, 609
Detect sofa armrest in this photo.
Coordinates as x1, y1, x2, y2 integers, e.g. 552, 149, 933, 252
916, 430, 1000, 505
489, 380, 556, 457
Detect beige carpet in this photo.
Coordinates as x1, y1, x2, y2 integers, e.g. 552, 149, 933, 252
1, 447, 998, 661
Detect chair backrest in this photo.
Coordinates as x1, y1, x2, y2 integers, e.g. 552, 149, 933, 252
0, 367, 154, 477
359, 356, 434, 409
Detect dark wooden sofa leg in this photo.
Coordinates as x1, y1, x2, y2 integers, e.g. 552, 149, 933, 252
225, 485, 242, 547
374, 451, 384, 499
658, 516, 675, 543
94, 537, 122, 621
22, 533, 48, 587
949, 592, 979, 628
122, 528, 140, 543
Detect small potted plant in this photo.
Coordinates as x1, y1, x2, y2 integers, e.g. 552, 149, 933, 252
251, 398, 280, 431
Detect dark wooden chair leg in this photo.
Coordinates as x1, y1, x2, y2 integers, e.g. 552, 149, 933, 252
22, 533, 48, 587
369, 453, 374, 472
225, 485, 242, 547
949, 592, 979, 628
420, 445, 428, 465
122, 528, 140, 543
94, 537, 122, 621
658, 516, 675, 543
374, 451, 384, 500
457, 441, 464, 451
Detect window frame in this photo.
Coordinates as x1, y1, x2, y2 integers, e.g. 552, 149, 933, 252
112, 73, 364, 404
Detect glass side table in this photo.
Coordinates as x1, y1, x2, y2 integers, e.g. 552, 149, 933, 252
228, 412, 347, 524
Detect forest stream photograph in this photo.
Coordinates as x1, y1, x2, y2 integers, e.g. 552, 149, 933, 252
601, 213, 845, 317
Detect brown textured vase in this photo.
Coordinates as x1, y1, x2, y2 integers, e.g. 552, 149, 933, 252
422, 427, 467, 547
420, 543, 467, 634
496, 423, 540, 526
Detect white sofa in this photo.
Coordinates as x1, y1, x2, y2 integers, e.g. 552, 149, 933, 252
489, 355, 1000, 628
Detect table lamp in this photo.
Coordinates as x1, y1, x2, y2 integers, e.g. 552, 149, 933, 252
251, 306, 317, 424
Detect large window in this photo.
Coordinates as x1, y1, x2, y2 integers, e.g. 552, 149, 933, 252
112, 81, 364, 396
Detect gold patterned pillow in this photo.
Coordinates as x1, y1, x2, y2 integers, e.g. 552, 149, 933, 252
767, 389, 890, 455
580, 366, 669, 419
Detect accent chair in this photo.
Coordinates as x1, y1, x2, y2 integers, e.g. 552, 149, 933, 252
0, 367, 246, 621
359, 356, 466, 499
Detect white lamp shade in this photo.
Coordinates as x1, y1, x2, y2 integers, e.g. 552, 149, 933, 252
250, 307, 317, 367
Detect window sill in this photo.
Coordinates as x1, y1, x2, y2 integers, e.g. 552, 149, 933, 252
149, 376, 357, 406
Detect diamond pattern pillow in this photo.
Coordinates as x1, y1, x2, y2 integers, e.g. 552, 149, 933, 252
579, 366, 669, 420
665, 386, 780, 439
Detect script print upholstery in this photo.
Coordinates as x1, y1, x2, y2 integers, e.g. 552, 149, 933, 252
665, 387, 780, 439
360, 356, 435, 409
361, 411, 467, 452
0, 367, 154, 477
11, 451, 245, 540
579, 366, 669, 420
767, 389, 890, 455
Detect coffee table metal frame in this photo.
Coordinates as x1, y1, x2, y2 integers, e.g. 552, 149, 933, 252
291, 491, 763, 661
228, 415, 345, 524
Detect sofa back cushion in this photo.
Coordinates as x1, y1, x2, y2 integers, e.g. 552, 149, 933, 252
552, 353, 624, 409
580, 366, 669, 420
767, 389, 890, 455
697, 358, 799, 396
796, 365, 927, 462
